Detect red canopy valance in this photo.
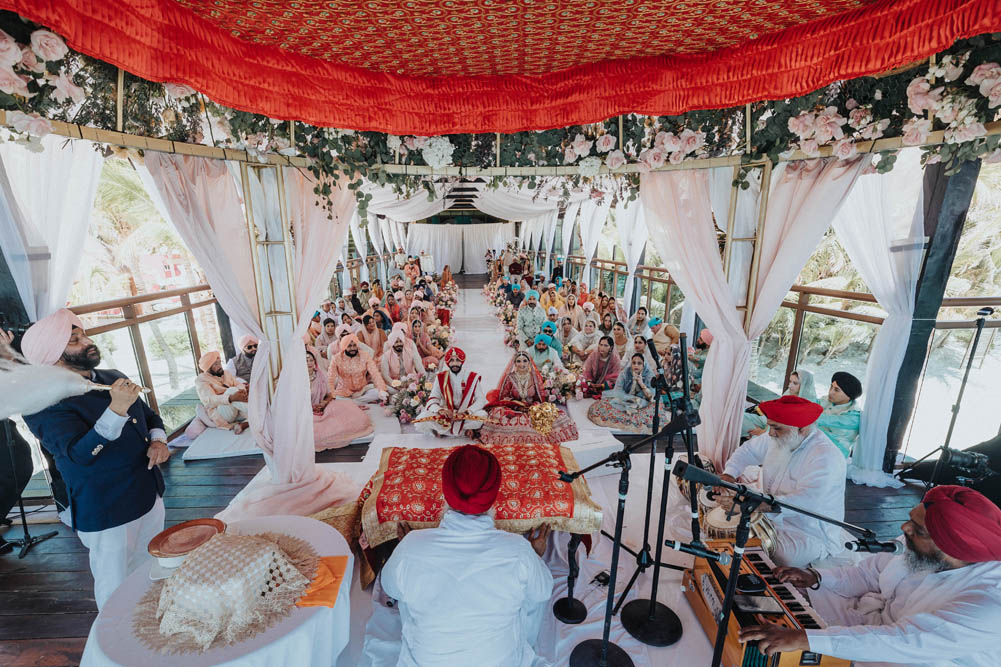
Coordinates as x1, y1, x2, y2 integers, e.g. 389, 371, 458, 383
5, 0, 1001, 135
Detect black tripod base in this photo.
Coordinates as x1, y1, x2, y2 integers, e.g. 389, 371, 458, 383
6, 530, 58, 559
620, 599, 683, 647
554, 596, 587, 624
569, 638, 635, 667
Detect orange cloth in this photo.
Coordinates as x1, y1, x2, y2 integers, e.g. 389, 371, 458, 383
296, 555, 350, 608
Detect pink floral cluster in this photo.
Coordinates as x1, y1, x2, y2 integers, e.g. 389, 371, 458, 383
0, 29, 80, 138
636, 128, 707, 170
902, 57, 999, 151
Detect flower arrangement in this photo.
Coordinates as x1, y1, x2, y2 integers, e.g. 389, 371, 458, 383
436, 283, 458, 309
387, 372, 436, 424
539, 365, 577, 404
426, 323, 453, 351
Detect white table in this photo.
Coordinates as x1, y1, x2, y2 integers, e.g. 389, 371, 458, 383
81, 515, 353, 667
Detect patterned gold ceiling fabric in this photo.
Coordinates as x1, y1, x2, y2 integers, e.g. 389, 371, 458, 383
172, 0, 872, 77
4, 0, 1001, 134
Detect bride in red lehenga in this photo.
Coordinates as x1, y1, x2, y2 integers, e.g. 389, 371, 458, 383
478, 351, 578, 445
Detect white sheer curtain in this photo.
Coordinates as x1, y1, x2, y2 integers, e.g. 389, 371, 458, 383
363, 181, 452, 221
367, 214, 386, 283
614, 197, 649, 307
0, 136, 103, 321
462, 222, 514, 273
561, 201, 581, 270
349, 212, 370, 281
146, 154, 358, 519
577, 199, 613, 289
543, 211, 559, 274
833, 150, 924, 486
406, 224, 462, 273
709, 167, 761, 306
643, 158, 864, 468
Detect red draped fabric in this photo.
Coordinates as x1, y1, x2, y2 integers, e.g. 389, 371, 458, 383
5, 0, 1001, 134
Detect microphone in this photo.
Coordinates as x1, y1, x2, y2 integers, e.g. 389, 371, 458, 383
664, 539, 732, 565
845, 539, 904, 554
672, 458, 722, 487
647, 338, 664, 375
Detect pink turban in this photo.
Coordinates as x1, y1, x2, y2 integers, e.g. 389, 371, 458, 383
339, 334, 361, 354
237, 335, 258, 350
699, 328, 714, 345
923, 485, 1001, 563
198, 350, 221, 372
369, 297, 380, 306
394, 291, 405, 300
21, 308, 84, 365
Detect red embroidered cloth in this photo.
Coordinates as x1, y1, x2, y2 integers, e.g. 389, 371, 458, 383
359, 442, 601, 548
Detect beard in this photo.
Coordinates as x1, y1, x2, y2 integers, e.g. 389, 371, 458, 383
448, 363, 463, 374
904, 537, 951, 573
210, 366, 224, 377
244, 349, 256, 358
762, 428, 806, 480
345, 349, 359, 357
61, 345, 101, 371
393, 346, 405, 355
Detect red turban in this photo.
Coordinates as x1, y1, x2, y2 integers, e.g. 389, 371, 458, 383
21, 308, 84, 365
759, 395, 824, 428
443, 347, 465, 364
923, 485, 1001, 563
441, 445, 501, 515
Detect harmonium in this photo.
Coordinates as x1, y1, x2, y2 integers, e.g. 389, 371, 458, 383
683, 539, 849, 667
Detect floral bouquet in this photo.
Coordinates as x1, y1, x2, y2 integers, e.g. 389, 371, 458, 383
437, 283, 459, 310
503, 324, 519, 349
387, 372, 436, 424
539, 365, 578, 404
427, 322, 453, 351
498, 302, 517, 327
491, 290, 509, 310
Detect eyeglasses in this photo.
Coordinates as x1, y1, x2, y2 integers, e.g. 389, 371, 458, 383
245, 345, 258, 350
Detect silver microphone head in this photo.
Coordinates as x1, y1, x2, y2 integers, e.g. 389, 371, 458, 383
891, 540, 905, 554
718, 552, 732, 566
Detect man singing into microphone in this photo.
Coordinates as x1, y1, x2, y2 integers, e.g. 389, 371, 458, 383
20, 309, 169, 609
740, 485, 1001, 666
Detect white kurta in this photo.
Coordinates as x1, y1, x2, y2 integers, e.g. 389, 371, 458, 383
416, 368, 487, 436
380, 510, 554, 667
807, 551, 1001, 666
723, 428, 847, 566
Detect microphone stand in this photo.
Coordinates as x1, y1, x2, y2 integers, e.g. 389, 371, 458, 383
676, 333, 705, 547
558, 414, 700, 667
3, 419, 58, 558
617, 339, 685, 647
672, 459, 878, 667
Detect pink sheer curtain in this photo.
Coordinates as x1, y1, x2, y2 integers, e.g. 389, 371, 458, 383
145, 155, 358, 518
641, 158, 864, 469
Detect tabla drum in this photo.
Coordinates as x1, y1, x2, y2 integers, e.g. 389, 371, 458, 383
703, 506, 777, 557
673, 454, 716, 502
697, 487, 719, 525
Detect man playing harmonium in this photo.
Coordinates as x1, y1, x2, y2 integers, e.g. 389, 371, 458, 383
739, 485, 1001, 666
719, 395, 847, 568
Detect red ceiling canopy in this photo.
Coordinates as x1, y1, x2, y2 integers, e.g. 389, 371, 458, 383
5, 0, 1001, 135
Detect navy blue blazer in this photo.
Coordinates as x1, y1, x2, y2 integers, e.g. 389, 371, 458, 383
23, 368, 165, 533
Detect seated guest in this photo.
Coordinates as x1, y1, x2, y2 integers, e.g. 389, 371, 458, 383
327, 334, 388, 404
372, 278, 385, 302
540, 283, 565, 312
320, 298, 335, 319
580, 300, 596, 326
528, 333, 564, 372
349, 289, 366, 318
611, 321, 631, 359
385, 291, 403, 322
380, 324, 421, 388
598, 311, 614, 336
569, 318, 601, 364
581, 335, 621, 398
20, 309, 169, 609
333, 323, 374, 359
401, 288, 414, 311
516, 290, 546, 348
358, 280, 372, 305
816, 371, 862, 458
588, 353, 657, 433
307, 311, 323, 344
545, 306, 560, 327
359, 314, 388, 360
540, 321, 564, 356
627, 306, 653, 338
377, 446, 553, 666
408, 318, 441, 369
314, 318, 339, 362
479, 351, 578, 445
746, 369, 818, 437
332, 297, 349, 320
649, 319, 678, 356
555, 317, 578, 360
507, 282, 524, 309
306, 348, 373, 451
340, 311, 362, 333
689, 328, 712, 387
373, 309, 392, 332
739, 485, 1001, 666
224, 335, 258, 383
416, 347, 487, 438
195, 351, 249, 434
626, 334, 657, 370
720, 396, 847, 567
